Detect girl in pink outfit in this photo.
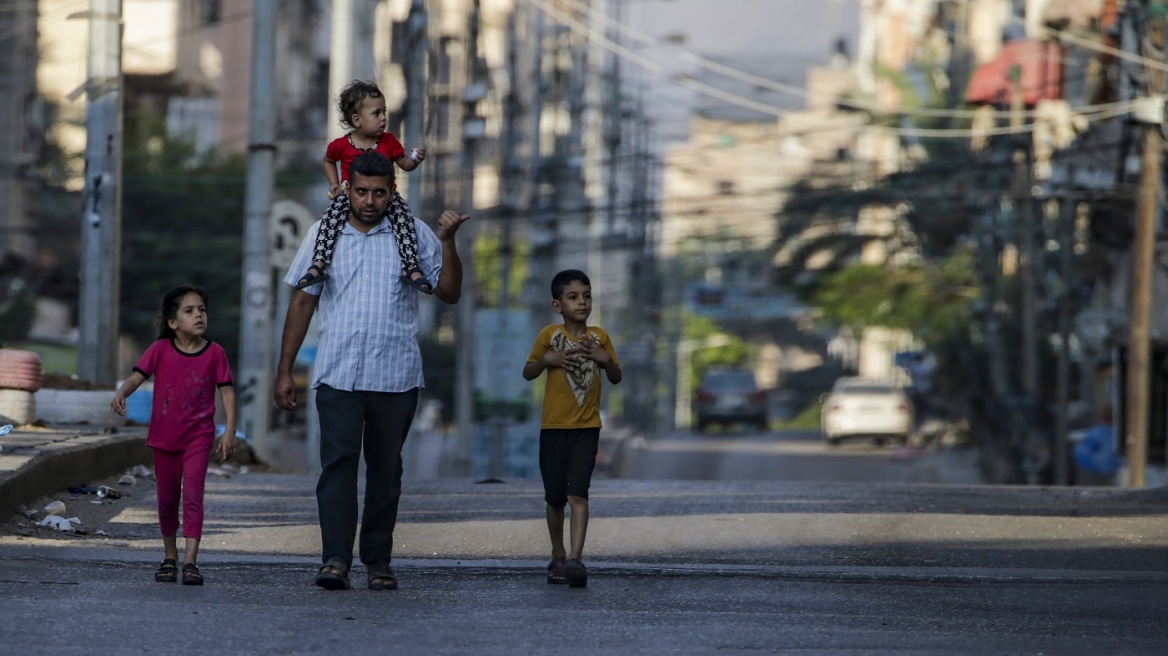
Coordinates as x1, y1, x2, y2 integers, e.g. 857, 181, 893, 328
294, 79, 432, 293
112, 285, 236, 586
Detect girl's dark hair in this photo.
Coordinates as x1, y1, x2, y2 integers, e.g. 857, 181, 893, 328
337, 80, 384, 130
157, 285, 208, 339
551, 269, 590, 300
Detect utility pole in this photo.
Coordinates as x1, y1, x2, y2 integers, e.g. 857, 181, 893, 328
404, 0, 428, 214
457, 1, 486, 478
1124, 0, 1166, 489
77, 0, 124, 388
327, 0, 354, 140
1054, 187, 1076, 486
1126, 124, 1160, 489
1010, 67, 1040, 398
603, 0, 622, 239
0, 1, 35, 262
525, 6, 550, 330
237, 0, 277, 463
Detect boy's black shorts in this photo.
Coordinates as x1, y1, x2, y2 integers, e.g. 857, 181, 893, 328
539, 427, 600, 508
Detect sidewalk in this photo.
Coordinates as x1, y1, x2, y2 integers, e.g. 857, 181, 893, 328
0, 424, 150, 521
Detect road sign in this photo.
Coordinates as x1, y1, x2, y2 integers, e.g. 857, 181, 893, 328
269, 200, 316, 269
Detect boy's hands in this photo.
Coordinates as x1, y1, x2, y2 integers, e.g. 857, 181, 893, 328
576, 337, 612, 369
543, 348, 585, 372
110, 393, 127, 417
410, 147, 426, 163
327, 180, 348, 200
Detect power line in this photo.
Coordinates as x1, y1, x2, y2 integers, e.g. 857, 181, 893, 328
527, 0, 1139, 140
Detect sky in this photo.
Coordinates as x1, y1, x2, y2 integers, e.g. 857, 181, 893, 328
622, 0, 860, 59
608, 0, 862, 142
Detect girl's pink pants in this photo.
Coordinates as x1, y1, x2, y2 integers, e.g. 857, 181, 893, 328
152, 441, 213, 540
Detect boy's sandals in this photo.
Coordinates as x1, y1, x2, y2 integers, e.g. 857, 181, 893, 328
154, 558, 178, 583
563, 559, 588, 588
181, 562, 204, 586
314, 560, 351, 590
366, 562, 399, 591
547, 558, 567, 585
295, 264, 329, 290
401, 267, 434, 295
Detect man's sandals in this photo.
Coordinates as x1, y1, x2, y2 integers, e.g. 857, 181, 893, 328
315, 560, 351, 590
295, 264, 329, 290
367, 563, 398, 591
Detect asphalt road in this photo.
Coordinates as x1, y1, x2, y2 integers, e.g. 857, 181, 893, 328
2, 459, 1167, 654
616, 429, 983, 484
1, 555, 1165, 655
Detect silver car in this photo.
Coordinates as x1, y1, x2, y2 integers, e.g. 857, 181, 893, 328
693, 368, 768, 432
821, 377, 912, 446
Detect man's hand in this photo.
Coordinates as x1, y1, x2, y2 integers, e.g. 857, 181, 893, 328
436, 210, 470, 241
274, 372, 298, 410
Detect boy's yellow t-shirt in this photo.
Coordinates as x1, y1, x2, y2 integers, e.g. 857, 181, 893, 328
527, 324, 620, 429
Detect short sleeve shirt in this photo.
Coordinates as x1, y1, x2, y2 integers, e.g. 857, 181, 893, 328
133, 339, 234, 451
325, 132, 406, 183
527, 325, 619, 429
281, 215, 443, 393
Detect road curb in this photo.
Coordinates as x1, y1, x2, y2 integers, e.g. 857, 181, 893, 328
0, 432, 150, 521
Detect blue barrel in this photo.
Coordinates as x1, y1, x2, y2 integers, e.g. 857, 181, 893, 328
125, 390, 153, 424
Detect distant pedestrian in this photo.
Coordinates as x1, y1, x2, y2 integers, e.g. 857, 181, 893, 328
523, 269, 622, 588
295, 79, 431, 293
274, 150, 469, 591
111, 285, 236, 586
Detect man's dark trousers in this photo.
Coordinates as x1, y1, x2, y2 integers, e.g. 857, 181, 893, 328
315, 384, 419, 569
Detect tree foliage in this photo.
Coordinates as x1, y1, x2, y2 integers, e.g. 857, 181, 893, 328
119, 134, 248, 360
811, 249, 980, 346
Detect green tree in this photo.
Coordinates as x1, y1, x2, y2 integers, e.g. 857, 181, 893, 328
119, 133, 248, 360
811, 250, 979, 347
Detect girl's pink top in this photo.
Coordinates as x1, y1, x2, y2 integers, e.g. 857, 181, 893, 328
133, 339, 233, 451
325, 132, 406, 182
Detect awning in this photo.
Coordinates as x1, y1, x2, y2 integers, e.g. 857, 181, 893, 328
964, 39, 1062, 106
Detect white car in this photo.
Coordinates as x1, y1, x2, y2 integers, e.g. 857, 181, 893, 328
820, 377, 913, 447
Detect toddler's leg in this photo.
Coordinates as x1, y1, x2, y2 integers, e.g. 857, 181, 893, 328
295, 195, 350, 289
388, 191, 433, 294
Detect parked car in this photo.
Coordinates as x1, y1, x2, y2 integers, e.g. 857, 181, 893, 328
693, 368, 768, 432
820, 377, 912, 447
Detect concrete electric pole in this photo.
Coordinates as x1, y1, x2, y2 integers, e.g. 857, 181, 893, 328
457, 0, 486, 477
76, 0, 124, 388
404, 0, 428, 215
327, 0, 355, 140
0, 2, 36, 263
1123, 1, 1166, 488
237, 0, 278, 463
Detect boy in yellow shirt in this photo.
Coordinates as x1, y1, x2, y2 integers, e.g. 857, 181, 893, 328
523, 269, 622, 588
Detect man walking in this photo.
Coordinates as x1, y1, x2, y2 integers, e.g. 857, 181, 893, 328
274, 151, 468, 590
